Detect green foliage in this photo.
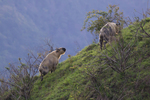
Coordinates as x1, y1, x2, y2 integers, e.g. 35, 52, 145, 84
81, 5, 124, 41
31, 19, 150, 100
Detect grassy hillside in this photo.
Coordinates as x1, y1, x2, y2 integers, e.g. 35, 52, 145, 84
31, 44, 100, 100
31, 20, 150, 100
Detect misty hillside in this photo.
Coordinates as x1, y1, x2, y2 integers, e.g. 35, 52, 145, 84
0, 0, 148, 71
0, 0, 97, 70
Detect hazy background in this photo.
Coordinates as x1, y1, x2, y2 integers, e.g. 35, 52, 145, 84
0, 0, 149, 71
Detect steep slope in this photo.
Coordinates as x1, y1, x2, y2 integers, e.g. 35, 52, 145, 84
31, 20, 150, 99
31, 44, 100, 100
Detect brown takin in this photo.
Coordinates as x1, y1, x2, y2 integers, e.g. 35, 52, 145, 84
99, 22, 121, 50
39, 47, 66, 81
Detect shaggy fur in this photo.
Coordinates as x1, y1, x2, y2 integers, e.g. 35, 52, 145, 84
99, 22, 120, 50
39, 48, 66, 81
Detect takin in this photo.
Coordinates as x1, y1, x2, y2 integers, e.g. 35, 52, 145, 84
39, 47, 66, 81
99, 22, 121, 50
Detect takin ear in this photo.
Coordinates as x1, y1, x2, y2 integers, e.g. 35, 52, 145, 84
55, 48, 60, 53
116, 23, 120, 26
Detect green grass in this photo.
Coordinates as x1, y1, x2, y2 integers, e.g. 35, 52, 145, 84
31, 19, 150, 100
31, 43, 99, 100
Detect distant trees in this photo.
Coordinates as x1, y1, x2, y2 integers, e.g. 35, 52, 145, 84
0, 54, 40, 100
0, 39, 54, 100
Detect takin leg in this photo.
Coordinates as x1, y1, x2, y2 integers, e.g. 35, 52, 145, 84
51, 63, 57, 73
39, 69, 47, 81
104, 36, 109, 49
99, 35, 103, 50
39, 69, 44, 81
40, 74, 43, 81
